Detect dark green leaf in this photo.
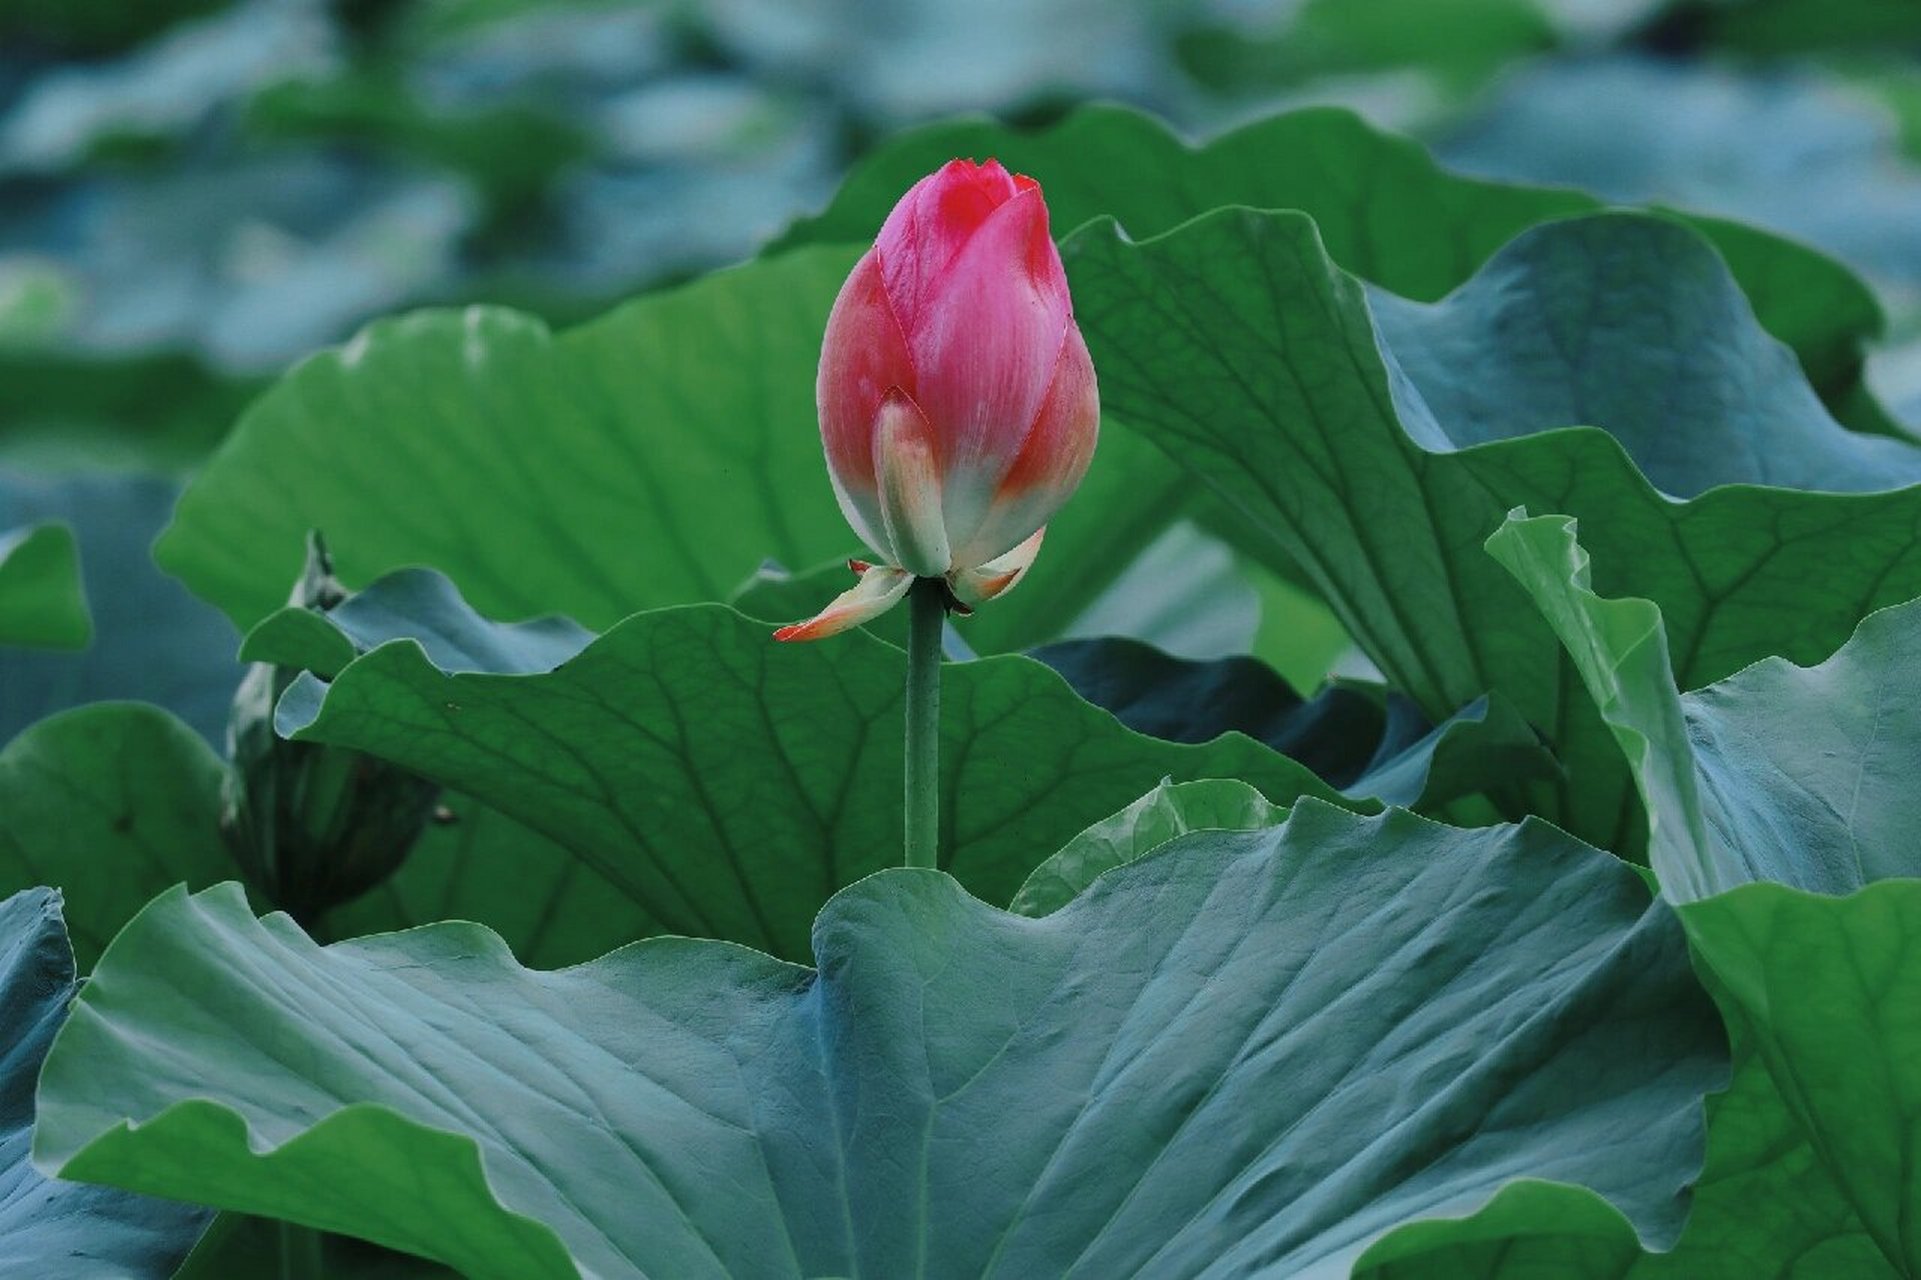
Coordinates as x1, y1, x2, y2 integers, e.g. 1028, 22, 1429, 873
38, 802, 1723, 1278
1032, 636, 1552, 808
274, 599, 1349, 959
0, 703, 228, 969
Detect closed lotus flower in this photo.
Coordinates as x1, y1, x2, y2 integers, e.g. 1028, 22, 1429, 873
775, 158, 1099, 641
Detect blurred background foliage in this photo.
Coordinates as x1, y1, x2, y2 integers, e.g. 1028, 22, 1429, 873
2, 0, 1919, 741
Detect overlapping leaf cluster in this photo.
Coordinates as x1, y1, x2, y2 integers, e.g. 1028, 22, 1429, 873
2, 100, 1919, 1278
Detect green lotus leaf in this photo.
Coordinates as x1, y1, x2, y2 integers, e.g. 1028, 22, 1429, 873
1064, 206, 1921, 851
1490, 508, 1921, 1274
37, 801, 1723, 1279
0, 703, 228, 968
272, 591, 1350, 960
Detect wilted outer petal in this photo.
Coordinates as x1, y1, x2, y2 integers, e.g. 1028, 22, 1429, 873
908, 187, 1072, 553
876, 159, 1033, 328
772, 564, 913, 642
952, 527, 1046, 606
816, 249, 917, 558
950, 321, 1099, 570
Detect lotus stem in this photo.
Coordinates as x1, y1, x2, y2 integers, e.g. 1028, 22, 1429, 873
903, 577, 944, 869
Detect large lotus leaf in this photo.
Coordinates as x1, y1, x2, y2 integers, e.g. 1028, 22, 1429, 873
0, 887, 208, 1275
1489, 510, 1921, 1274
0, 703, 229, 969
1018, 784, 1888, 1279
0, 521, 88, 650
774, 103, 1884, 421
271, 595, 1349, 959
36, 801, 1724, 1279
1063, 206, 1921, 851
1032, 636, 1552, 810
1, 472, 241, 745
152, 246, 1182, 659
1367, 219, 1921, 496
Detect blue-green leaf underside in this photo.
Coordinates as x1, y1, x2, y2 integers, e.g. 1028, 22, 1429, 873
1, 887, 208, 1275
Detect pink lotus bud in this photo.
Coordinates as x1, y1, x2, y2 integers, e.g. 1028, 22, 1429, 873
776, 158, 1099, 641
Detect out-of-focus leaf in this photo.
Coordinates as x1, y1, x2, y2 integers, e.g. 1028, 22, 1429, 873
1440, 58, 1921, 301
0, 473, 240, 745
0, 521, 88, 649
0, 0, 336, 173
244, 71, 590, 222
0, 349, 259, 472
1175, 0, 1556, 98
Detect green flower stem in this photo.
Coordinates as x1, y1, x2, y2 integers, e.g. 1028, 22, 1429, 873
903, 576, 944, 870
